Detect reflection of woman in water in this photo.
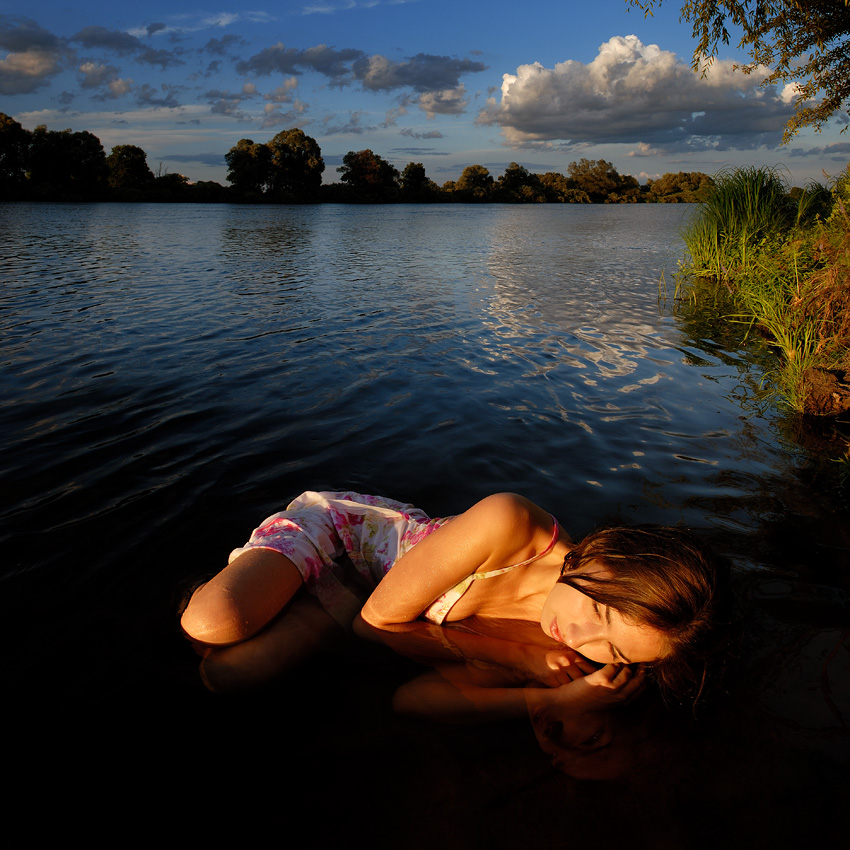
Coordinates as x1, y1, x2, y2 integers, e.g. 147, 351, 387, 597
180, 491, 729, 724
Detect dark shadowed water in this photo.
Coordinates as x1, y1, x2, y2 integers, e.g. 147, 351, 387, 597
2, 202, 847, 846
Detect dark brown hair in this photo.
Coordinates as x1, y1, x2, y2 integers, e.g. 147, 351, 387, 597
559, 525, 732, 702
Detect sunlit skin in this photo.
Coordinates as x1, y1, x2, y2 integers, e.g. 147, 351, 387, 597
539, 564, 669, 665
184, 494, 675, 718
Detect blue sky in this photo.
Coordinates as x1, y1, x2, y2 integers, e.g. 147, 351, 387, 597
2, 1, 848, 187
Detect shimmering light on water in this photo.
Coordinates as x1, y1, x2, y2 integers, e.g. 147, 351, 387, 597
1, 202, 846, 845
0, 201, 839, 593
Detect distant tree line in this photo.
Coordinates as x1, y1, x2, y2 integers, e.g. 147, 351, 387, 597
1, 112, 715, 204
0, 113, 222, 202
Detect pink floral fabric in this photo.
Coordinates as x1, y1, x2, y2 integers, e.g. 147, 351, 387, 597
229, 490, 450, 628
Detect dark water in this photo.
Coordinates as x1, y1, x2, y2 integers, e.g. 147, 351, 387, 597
2, 202, 847, 845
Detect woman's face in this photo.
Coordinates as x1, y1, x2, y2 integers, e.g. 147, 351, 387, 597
540, 564, 668, 664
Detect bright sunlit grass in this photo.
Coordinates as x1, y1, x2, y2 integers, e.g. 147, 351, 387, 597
675, 163, 850, 416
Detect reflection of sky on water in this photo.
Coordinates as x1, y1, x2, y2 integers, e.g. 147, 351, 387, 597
1, 202, 846, 839
0, 201, 819, 541
410, 204, 786, 531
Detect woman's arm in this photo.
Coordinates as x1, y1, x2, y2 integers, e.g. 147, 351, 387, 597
353, 613, 596, 688
392, 662, 645, 726
361, 492, 553, 627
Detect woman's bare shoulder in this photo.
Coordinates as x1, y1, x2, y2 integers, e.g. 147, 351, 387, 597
467, 492, 551, 533
360, 492, 549, 627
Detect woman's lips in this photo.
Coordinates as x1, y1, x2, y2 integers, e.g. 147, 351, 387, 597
550, 619, 565, 644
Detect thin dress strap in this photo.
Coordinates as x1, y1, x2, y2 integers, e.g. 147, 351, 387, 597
469, 514, 560, 579
421, 514, 560, 624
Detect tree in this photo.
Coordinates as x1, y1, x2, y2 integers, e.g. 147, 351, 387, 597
141, 170, 190, 201
106, 145, 154, 194
226, 138, 272, 196
266, 128, 324, 200
400, 162, 439, 201
226, 130, 323, 200
0, 113, 30, 197
628, 1, 850, 138
191, 181, 229, 203
567, 159, 640, 203
495, 162, 546, 203
646, 171, 714, 202
337, 149, 399, 201
540, 171, 590, 203
28, 126, 107, 198
454, 164, 494, 201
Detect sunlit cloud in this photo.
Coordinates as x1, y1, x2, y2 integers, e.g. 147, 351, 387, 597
419, 85, 467, 118
0, 50, 62, 93
0, 16, 66, 93
3, 7, 844, 186
478, 35, 796, 153
264, 77, 299, 103
106, 77, 133, 98
237, 42, 486, 111
261, 100, 308, 128
79, 60, 117, 88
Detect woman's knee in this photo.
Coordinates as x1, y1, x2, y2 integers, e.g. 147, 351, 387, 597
180, 549, 306, 645
180, 584, 252, 646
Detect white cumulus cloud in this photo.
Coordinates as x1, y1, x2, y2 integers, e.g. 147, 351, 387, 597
0, 49, 61, 94
477, 35, 796, 152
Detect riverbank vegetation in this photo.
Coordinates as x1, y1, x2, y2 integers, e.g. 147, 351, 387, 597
0, 112, 713, 205
675, 163, 850, 419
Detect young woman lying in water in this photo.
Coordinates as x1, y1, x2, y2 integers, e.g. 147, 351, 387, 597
180, 491, 730, 717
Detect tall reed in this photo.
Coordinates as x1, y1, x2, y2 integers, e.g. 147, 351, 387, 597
681, 166, 792, 282
675, 162, 850, 415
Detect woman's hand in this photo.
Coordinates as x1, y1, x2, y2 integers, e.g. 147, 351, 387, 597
525, 662, 646, 724
524, 647, 598, 688
556, 662, 647, 711
525, 664, 646, 774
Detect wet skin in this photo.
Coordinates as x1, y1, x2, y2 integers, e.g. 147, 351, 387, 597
539, 570, 668, 665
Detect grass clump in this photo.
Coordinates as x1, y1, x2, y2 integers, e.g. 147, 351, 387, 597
680, 166, 793, 282
677, 163, 850, 417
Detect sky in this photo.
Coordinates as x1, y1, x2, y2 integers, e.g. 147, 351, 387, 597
2, 1, 849, 187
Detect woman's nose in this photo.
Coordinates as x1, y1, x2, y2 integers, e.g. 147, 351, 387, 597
563, 620, 600, 648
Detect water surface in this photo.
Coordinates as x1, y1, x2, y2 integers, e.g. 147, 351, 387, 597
1, 202, 846, 847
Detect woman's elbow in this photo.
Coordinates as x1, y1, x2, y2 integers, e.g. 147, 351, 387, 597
358, 600, 398, 631
180, 586, 251, 646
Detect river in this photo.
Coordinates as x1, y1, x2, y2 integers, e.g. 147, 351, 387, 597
1, 201, 846, 847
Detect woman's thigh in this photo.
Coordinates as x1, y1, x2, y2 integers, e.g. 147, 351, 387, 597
180, 547, 305, 645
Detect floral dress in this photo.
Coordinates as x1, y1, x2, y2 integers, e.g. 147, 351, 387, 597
229, 490, 451, 628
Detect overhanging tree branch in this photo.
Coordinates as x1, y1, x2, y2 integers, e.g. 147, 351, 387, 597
627, 0, 850, 139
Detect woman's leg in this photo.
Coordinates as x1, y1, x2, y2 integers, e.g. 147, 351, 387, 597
180, 547, 305, 646
198, 593, 343, 693
180, 546, 343, 692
